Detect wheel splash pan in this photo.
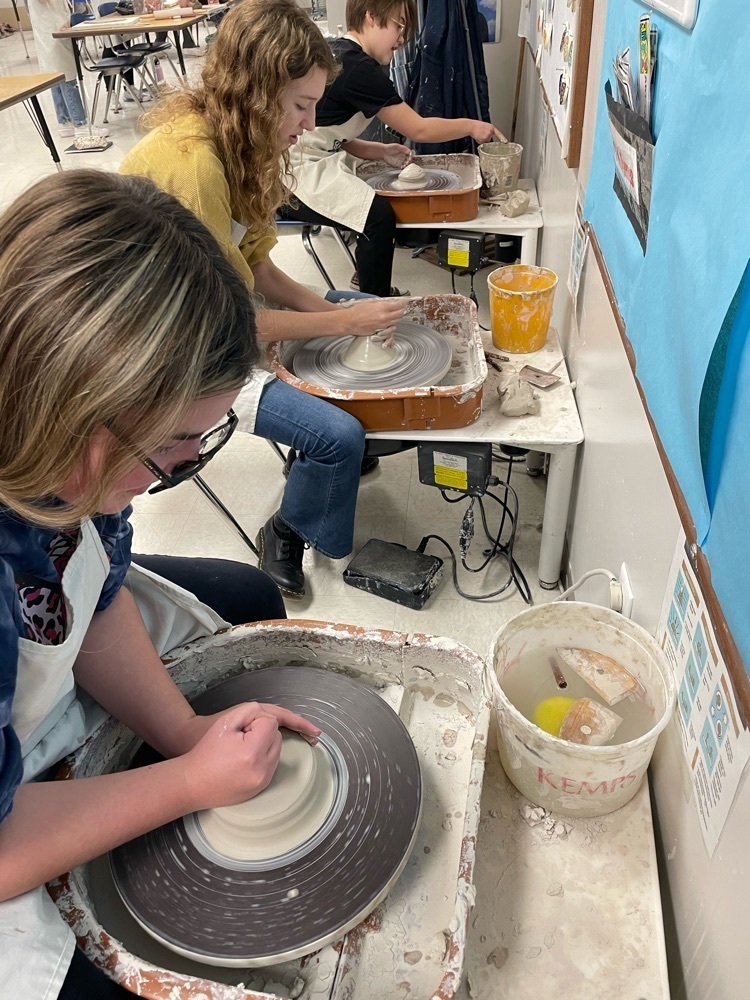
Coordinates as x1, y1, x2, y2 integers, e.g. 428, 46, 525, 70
270, 294, 487, 432
48, 621, 489, 1000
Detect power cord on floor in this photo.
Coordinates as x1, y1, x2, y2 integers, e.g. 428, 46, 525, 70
416, 451, 533, 603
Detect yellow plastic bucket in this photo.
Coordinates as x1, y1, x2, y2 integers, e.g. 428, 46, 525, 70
488, 264, 558, 354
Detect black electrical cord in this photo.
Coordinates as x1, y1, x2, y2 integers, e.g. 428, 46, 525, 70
448, 268, 488, 329
416, 478, 532, 603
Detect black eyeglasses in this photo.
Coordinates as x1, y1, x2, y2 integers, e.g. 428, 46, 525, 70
139, 409, 238, 494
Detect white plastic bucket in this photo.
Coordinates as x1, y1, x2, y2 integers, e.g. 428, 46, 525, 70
478, 141, 523, 195
487, 602, 675, 817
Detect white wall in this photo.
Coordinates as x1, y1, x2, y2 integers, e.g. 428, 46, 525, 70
485, 3, 750, 998
482, 0, 522, 139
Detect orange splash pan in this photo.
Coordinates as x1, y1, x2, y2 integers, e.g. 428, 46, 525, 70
269, 294, 487, 432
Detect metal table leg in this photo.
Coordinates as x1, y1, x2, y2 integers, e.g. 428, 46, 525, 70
538, 444, 577, 589
69, 39, 91, 124
171, 28, 187, 78
8, 0, 29, 58
28, 95, 63, 172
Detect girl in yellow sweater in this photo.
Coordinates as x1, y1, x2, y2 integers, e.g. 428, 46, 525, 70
121, 0, 403, 598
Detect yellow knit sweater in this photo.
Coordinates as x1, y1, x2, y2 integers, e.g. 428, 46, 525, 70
120, 113, 277, 291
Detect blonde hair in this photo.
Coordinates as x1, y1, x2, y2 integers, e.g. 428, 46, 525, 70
0, 170, 258, 529
144, 0, 337, 233
346, 0, 417, 41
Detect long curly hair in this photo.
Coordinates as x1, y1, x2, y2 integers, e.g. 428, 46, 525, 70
143, 0, 337, 234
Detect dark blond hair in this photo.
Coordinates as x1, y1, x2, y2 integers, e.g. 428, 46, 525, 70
346, 0, 417, 40
0, 171, 258, 528
144, 0, 337, 233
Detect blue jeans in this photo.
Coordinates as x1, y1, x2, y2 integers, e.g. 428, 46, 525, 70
51, 80, 87, 127
253, 288, 375, 558
254, 379, 365, 559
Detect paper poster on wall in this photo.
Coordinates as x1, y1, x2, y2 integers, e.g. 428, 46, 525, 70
657, 532, 750, 855
567, 194, 588, 303
518, 0, 593, 166
638, 0, 699, 30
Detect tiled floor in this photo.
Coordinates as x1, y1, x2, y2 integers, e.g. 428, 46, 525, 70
0, 28, 558, 663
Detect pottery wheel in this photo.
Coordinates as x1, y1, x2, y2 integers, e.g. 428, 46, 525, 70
110, 666, 422, 967
293, 320, 453, 391
366, 168, 463, 193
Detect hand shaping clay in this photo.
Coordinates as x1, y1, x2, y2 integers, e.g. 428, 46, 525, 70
197, 732, 335, 861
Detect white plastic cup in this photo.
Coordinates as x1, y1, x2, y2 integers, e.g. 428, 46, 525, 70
487, 602, 676, 817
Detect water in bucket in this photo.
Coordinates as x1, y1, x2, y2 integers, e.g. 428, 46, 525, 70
487, 264, 558, 354
501, 649, 655, 744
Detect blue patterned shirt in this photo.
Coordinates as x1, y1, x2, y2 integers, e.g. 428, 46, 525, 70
0, 506, 132, 824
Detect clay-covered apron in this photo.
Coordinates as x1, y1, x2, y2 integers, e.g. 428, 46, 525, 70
289, 112, 377, 234
1, 519, 228, 999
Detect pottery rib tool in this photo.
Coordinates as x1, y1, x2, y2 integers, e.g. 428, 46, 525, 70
556, 647, 638, 705
558, 697, 623, 746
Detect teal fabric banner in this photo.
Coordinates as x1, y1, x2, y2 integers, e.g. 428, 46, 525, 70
584, 0, 750, 668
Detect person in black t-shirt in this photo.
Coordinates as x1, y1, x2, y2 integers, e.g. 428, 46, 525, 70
288, 0, 504, 298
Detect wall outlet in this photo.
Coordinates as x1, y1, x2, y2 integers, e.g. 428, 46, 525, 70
619, 563, 635, 618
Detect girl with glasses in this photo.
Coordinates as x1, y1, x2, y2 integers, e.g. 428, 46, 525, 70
121, 0, 405, 600
287, 0, 505, 298
0, 170, 319, 999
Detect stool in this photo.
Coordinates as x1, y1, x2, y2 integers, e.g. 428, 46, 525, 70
275, 218, 357, 291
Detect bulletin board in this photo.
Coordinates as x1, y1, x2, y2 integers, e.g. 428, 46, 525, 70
583, 0, 750, 690
517, 0, 594, 166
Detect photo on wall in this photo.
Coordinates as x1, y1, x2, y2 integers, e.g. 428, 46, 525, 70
477, 0, 499, 42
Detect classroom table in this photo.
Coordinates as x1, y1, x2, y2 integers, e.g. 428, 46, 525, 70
368, 326, 583, 589
397, 178, 544, 267
0, 73, 65, 171
52, 10, 208, 122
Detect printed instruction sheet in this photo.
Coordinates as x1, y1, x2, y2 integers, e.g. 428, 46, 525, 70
658, 532, 750, 855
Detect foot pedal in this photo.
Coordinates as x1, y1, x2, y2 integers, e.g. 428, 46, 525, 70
343, 538, 443, 610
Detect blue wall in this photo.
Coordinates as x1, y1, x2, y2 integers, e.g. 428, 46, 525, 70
584, 1, 750, 668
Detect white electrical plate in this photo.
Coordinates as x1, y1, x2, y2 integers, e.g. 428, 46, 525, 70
638, 0, 699, 30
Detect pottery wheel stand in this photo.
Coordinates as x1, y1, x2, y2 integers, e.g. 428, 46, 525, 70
110, 666, 422, 967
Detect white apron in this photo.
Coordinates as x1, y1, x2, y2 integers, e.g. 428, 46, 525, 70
1, 519, 228, 1000
289, 111, 377, 234
227, 218, 277, 435
26, 0, 79, 81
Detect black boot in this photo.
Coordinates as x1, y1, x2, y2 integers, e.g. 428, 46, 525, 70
255, 512, 305, 598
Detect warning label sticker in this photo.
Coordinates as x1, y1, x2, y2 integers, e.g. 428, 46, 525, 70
433, 450, 468, 491
447, 238, 470, 269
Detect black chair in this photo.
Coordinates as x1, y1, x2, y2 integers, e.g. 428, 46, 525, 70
97, 2, 183, 87
70, 12, 150, 125
275, 216, 357, 291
